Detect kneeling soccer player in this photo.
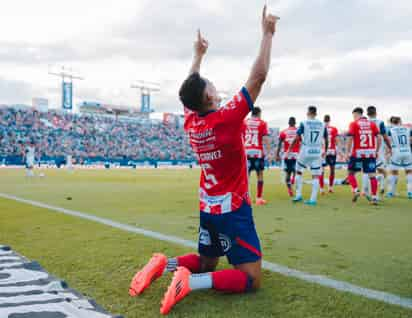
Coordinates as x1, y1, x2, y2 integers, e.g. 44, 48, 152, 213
129, 6, 279, 315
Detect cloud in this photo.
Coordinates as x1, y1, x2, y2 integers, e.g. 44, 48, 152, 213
0, 78, 33, 104
0, 0, 411, 128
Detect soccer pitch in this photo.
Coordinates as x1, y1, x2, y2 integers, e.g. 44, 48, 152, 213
0, 168, 411, 317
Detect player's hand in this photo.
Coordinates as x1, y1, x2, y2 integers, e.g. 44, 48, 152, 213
276, 154, 281, 162
321, 152, 326, 159
261, 5, 279, 36
194, 29, 208, 57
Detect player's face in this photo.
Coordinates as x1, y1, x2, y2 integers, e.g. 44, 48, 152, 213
204, 79, 220, 109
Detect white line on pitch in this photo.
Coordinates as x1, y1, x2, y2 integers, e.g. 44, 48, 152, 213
1, 192, 411, 310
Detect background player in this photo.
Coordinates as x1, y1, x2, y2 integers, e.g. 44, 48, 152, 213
288, 106, 328, 206
386, 116, 412, 199
244, 106, 271, 205
320, 115, 339, 194
363, 106, 392, 196
345, 107, 380, 205
129, 6, 279, 315
276, 117, 300, 197
23, 140, 36, 178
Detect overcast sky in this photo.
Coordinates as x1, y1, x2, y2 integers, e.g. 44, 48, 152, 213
0, 0, 411, 129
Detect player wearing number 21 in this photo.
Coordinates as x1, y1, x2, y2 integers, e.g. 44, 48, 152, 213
345, 107, 385, 205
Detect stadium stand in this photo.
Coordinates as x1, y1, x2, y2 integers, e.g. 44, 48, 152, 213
0, 107, 280, 166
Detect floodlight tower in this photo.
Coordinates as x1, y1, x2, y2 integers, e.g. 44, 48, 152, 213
131, 80, 160, 113
48, 65, 84, 111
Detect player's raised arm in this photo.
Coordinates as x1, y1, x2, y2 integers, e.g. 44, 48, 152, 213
189, 30, 209, 75
245, 5, 279, 103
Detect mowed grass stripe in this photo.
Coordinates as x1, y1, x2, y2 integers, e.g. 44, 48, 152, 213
1, 192, 411, 312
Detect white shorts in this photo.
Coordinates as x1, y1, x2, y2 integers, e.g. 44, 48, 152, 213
297, 154, 322, 176
26, 159, 34, 169
389, 152, 412, 171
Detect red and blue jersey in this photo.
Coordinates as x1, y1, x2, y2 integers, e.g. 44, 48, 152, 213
348, 117, 379, 158
244, 117, 269, 159
325, 125, 339, 155
279, 126, 300, 159
184, 87, 253, 214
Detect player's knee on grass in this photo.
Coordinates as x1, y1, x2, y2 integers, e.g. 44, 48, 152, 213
235, 260, 262, 291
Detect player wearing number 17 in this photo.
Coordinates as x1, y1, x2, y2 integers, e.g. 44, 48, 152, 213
288, 106, 328, 206
129, 5, 279, 315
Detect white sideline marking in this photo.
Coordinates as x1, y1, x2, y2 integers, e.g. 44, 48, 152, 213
1, 192, 412, 310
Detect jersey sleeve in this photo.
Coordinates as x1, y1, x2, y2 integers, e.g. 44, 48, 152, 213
279, 131, 285, 141
219, 87, 253, 125
261, 121, 269, 136
371, 122, 379, 136
379, 122, 387, 135
296, 123, 304, 136
347, 122, 356, 136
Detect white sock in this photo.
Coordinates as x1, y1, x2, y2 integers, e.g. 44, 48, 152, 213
311, 178, 319, 202
388, 175, 398, 194
295, 174, 303, 197
377, 174, 385, 191
189, 273, 212, 290
362, 174, 370, 193
407, 174, 412, 193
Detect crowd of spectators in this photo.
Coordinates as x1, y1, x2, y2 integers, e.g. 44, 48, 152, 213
0, 107, 196, 162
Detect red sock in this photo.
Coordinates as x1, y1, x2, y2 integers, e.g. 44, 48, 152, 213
291, 175, 295, 185
211, 269, 252, 293
370, 177, 378, 196
176, 254, 200, 273
329, 173, 335, 187
319, 174, 324, 189
347, 174, 358, 191
257, 181, 264, 198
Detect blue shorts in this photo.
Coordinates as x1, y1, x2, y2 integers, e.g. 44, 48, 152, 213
323, 155, 337, 167
283, 159, 297, 173
198, 202, 262, 266
348, 157, 376, 173
248, 158, 265, 173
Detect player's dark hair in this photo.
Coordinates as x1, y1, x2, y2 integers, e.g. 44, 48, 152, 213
252, 106, 261, 117
179, 72, 207, 112
367, 105, 377, 117
352, 107, 363, 115
392, 116, 401, 125
288, 117, 296, 126
308, 105, 317, 115
324, 114, 331, 123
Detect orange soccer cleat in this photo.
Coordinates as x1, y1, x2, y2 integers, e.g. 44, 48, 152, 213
160, 267, 192, 315
287, 188, 294, 197
129, 253, 167, 296
255, 198, 267, 206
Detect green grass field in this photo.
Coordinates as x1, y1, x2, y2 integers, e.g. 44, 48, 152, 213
0, 168, 411, 317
